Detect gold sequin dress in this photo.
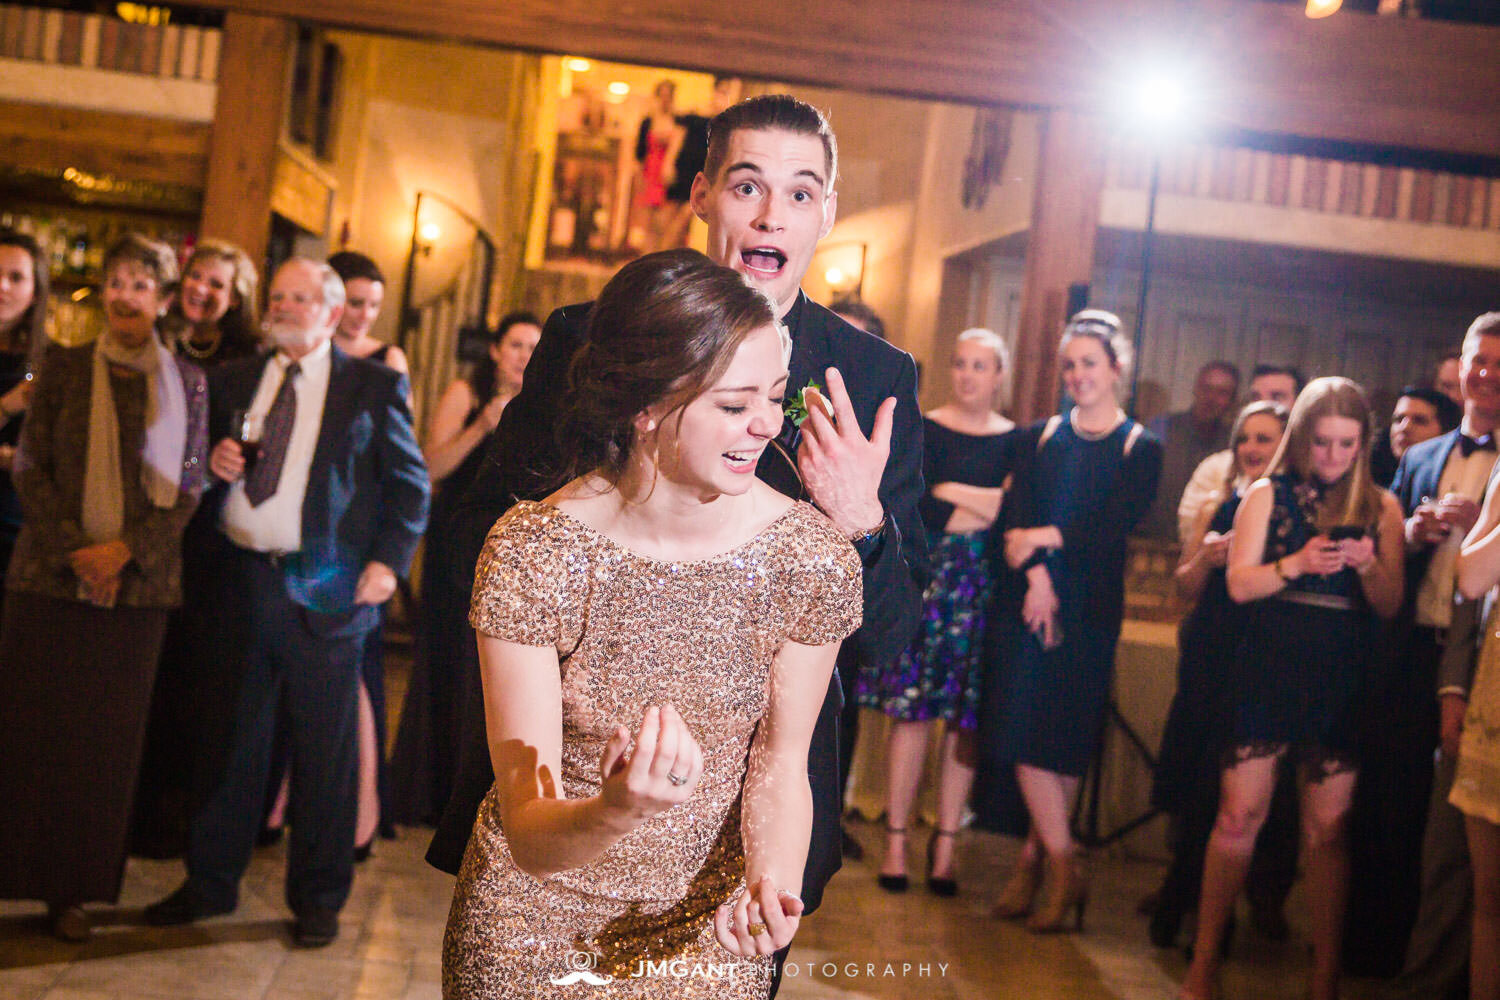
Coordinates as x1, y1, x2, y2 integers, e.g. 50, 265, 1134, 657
443, 501, 862, 999
1452, 605, 1500, 825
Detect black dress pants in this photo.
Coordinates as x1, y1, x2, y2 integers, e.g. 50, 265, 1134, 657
186, 549, 365, 916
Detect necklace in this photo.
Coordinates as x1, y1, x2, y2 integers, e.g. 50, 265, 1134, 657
1070, 406, 1126, 441
179, 328, 221, 360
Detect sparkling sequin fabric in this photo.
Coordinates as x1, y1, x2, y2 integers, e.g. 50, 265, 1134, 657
443, 500, 862, 999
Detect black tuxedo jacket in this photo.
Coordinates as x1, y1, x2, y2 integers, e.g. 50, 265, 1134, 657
206, 346, 430, 637
427, 291, 926, 913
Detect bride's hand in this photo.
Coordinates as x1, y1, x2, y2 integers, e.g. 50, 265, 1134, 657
715, 876, 803, 957
599, 703, 703, 821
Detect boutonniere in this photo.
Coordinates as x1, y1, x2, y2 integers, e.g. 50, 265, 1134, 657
784, 382, 834, 428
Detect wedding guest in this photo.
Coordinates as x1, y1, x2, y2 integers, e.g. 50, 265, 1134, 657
1370, 385, 1462, 487
258, 250, 408, 858
1384, 315, 1500, 1000
1179, 377, 1404, 1000
331, 249, 405, 853
145, 258, 427, 948
859, 327, 1014, 897
166, 238, 261, 366
1176, 364, 1303, 542
634, 80, 686, 253
327, 251, 408, 376
389, 311, 541, 825
1147, 401, 1287, 947
1139, 361, 1239, 539
0, 233, 207, 940
1434, 351, 1463, 408
979, 309, 1162, 933
0, 229, 47, 601
1343, 377, 1471, 976
443, 248, 861, 997
1452, 451, 1500, 1000
133, 237, 260, 858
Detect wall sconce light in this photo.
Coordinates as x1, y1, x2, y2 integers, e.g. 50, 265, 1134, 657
817, 241, 867, 299
1305, 0, 1341, 17
417, 221, 441, 256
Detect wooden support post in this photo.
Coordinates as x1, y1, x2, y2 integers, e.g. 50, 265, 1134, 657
1011, 110, 1106, 424
199, 12, 293, 270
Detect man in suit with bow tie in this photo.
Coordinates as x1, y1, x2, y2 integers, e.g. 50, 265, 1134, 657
427, 94, 925, 991
146, 258, 429, 947
1351, 313, 1500, 990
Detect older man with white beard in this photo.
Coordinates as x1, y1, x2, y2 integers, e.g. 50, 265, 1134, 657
146, 258, 429, 948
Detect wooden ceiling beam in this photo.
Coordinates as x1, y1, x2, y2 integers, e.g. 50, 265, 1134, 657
184, 0, 1500, 159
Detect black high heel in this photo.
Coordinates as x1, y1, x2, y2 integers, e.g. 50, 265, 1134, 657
877, 824, 909, 893
926, 828, 959, 897
353, 838, 374, 863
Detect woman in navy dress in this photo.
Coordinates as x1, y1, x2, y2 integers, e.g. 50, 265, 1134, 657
1179, 377, 1404, 1000
858, 327, 1015, 897
1147, 401, 1287, 947
979, 309, 1162, 933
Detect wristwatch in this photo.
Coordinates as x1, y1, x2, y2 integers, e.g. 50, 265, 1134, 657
850, 514, 887, 559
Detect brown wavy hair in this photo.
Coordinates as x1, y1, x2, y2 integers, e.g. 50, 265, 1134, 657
555, 248, 776, 486
1267, 376, 1383, 530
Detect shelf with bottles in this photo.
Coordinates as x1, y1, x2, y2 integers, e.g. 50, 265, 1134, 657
2, 207, 196, 346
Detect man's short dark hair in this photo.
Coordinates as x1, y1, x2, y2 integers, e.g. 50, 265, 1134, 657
1398, 385, 1463, 433
829, 297, 885, 341
702, 95, 837, 190
1250, 363, 1304, 395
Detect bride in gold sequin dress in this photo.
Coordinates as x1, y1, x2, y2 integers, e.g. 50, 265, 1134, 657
442, 251, 862, 999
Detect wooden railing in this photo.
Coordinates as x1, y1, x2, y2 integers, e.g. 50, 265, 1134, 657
1106, 134, 1500, 232
0, 4, 219, 82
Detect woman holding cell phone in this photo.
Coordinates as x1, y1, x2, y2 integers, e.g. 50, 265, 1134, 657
1178, 377, 1403, 1000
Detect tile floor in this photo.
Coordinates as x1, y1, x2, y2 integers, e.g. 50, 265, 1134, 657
0, 816, 1405, 1000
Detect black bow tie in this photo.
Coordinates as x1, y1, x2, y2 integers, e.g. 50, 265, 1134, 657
1459, 433, 1495, 457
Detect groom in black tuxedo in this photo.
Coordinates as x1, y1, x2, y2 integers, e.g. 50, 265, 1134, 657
429, 95, 925, 971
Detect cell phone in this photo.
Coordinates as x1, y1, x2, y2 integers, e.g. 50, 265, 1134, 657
1328, 525, 1365, 542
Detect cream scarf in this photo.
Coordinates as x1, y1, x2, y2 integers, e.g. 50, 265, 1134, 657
80, 330, 189, 542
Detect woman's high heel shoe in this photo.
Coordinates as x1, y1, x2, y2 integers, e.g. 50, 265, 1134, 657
1027, 854, 1088, 934
990, 850, 1044, 919
877, 824, 908, 893
926, 828, 959, 897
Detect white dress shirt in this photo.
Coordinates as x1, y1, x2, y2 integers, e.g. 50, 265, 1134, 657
221, 341, 332, 553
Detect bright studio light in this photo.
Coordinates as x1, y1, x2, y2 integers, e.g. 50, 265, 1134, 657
607, 81, 630, 97
824, 266, 846, 287
1306, 0, 1342, 17
419, 222, 442, 243
1133, 73, 1188, 129
564, 58, 591, 73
